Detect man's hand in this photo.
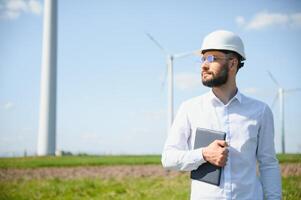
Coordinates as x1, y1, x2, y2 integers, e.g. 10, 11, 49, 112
202, 140, 228, 167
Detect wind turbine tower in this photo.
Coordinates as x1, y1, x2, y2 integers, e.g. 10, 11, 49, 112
146, 33, 196, 134
37, 0, 58, 156
268, 71, 301, 154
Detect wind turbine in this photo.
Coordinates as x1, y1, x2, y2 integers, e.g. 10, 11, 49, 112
146, 33, 197, 134
37, 0, 58, 156
267, 71, 301, 154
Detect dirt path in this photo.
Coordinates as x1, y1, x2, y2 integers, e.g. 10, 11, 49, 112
0, 165, 181, 181
0, 164, 300, 181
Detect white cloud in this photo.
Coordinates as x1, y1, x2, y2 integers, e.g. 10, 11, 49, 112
2, 102, 15, 110
28, 0, 42, 15
0, 0, 42, 20
175, 72, 201, 90
236, 11, 301, 30
241, 87, 276, 98
247, 11, 288, 30
235, 16, 245, 26
290, 13, 301, 28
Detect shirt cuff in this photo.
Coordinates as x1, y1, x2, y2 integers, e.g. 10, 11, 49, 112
191, 148, 206, 166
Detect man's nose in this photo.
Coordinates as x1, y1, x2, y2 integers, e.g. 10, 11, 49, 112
201, 62, 209, 71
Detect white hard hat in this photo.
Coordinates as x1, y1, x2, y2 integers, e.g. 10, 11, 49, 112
201, 30, 246, 60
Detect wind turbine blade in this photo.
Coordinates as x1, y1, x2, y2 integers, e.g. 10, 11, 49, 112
285, 88, 301, 93
173, 50, 199, 59
267, 70, 280, 87
271, 93, 279, 110
145, 32, 168, 54
160, 66, 168, 92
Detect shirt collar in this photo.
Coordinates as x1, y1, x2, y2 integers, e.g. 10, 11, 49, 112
208, 89, 242, 106
235, 89, 242, 103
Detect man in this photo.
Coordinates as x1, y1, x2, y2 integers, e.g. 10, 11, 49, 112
161, 30, 282, 199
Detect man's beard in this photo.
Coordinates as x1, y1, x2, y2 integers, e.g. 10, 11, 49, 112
202, 64, 229, 87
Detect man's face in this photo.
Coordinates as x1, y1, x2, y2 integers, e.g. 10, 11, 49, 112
201, 51, 230, 88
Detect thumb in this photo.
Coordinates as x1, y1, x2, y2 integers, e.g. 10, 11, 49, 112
216, 140, 228, 147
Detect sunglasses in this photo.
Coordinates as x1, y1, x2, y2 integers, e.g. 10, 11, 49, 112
200, 55, 232, 64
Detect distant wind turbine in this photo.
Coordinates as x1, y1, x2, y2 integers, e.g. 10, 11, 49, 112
267, 71, 301, 154
146, 33, 198, 134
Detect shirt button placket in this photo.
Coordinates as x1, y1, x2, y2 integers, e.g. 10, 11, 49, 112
224, 106, 232, 200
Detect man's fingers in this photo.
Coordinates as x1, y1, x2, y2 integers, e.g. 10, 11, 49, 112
205, 140, 229, 167
222, 148, 229, 155
219, 156, 228, 167
215, 140, 228, 147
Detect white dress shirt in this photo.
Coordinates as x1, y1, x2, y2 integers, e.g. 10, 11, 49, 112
161, 90, 282, 200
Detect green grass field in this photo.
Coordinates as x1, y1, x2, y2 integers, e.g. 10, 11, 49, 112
1, 175, 190, 200
0, 154, 300, 168
0, 155, 161, 169
0, 154, 300, 199
0, 173, 300, 199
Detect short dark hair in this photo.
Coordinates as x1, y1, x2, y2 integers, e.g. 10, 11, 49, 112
219, 50, 244, 72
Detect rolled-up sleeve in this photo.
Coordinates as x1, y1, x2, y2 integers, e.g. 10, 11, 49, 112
161, 102, 206, 171
257, 105, 282, 199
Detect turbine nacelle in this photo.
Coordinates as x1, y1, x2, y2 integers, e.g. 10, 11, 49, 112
146, 32, 197, 133
267, 70, 301, 154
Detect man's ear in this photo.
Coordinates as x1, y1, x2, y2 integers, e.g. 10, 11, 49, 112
230, 58, 239, 71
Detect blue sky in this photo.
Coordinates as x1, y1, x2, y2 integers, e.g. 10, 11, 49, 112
1, 0, 301, 156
